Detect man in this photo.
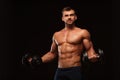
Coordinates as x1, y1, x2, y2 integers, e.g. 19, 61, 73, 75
22, 6, 100, 80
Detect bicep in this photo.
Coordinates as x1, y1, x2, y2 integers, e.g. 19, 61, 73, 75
82, 30, 96, 56
50, 37, 58, 54
82, 29, 93, 51
83, 38, 96, 58
83, 38, 93, 51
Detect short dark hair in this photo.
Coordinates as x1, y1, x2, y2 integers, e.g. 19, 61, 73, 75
62, 6, 75, 13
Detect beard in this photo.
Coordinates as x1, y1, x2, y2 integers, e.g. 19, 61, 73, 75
66, 19, 74, 25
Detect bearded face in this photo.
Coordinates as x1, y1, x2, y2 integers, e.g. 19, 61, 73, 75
62, 10, 77, 25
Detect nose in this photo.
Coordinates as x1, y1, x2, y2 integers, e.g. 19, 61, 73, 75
68, 16, 71, 19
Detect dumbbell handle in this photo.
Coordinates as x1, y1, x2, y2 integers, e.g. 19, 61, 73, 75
82, 48, 104, 62
83, 48, 104, 57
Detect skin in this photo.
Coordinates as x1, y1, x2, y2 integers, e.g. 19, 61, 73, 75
29, 9, 99, 68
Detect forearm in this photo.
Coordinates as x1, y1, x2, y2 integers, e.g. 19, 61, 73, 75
41, 52, 57, 63
87, 48, 96, 58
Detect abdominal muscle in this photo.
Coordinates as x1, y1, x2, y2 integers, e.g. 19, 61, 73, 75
58, 43, 83, 68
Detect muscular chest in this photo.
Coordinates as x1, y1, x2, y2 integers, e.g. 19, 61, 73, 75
55, 31, 82, 45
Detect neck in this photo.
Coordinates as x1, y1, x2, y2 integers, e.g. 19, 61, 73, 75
64, 23, 76, 30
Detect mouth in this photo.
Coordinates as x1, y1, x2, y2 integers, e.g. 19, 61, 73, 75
67, 20, 73, 23
68, 19, 72, 21
67, 19, 73, 22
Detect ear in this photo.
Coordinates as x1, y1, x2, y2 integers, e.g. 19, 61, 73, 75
75, 15, 77, 20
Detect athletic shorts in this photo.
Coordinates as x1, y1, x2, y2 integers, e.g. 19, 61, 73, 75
54, 66, 83, 80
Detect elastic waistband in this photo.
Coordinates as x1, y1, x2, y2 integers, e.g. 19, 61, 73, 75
57, 66, 81, 71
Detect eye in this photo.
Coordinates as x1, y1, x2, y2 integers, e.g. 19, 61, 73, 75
70, 14, 75, 16
64, 15, 68, 17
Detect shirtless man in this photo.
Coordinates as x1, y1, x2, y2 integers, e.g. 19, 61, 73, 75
22, 6, 99, 80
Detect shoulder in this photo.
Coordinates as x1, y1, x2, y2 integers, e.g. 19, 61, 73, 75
81, 29, 90, 34
75, 27, 90, 34
53, 32, 58, 38
52, 30, 61, 40
53, 29, 64, 36
79, 28, 91, 39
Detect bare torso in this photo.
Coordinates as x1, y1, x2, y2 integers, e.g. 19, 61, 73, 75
54, 27, 84, 68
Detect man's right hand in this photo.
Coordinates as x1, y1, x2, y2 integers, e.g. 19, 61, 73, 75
22, 53, 32, 67
22, 53, 43, 68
